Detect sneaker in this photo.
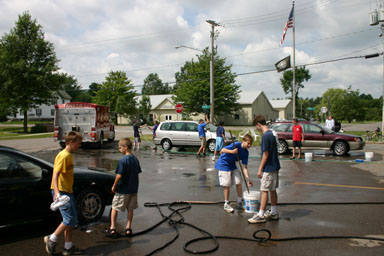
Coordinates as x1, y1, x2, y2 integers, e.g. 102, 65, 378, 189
44, 235, 56, 255
248, 214, 266, 224
235, 201, 244, 210
264, 210, 279, 220
196, 154, 201, 158
62, 245, 84, 255
224, 203, 234, 213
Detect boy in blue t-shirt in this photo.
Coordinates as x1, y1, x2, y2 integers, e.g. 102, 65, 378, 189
248, 115, 281, 224
212, 121, 227, 161
106, 138, 142, 238
196, 114, 210, 157
215, 134, 253, 213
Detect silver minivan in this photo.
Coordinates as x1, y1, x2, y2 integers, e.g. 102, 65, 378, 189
154, 121, 234, 152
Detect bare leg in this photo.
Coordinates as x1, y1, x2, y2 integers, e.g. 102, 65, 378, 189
53, 223, 70, 238
110, 208, 118, 230
126, 210, 134, 230
236, 184, 243, 197
259, 191, 269, 211
298, 147, 302, 159
292, 147, 296, 158
64, 227, 72, 243
270, 190, 278, 206
223, 186, 230, 201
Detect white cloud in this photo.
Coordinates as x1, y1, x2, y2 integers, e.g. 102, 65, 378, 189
0, 0, 381, 100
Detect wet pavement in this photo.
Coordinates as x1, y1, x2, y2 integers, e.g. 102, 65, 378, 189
0, 139, 384, 255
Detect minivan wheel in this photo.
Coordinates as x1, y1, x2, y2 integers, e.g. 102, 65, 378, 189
207, 139, 216, 153
277, 139, 288, 154
333, 141, 348, 156
161, 139, 173, 151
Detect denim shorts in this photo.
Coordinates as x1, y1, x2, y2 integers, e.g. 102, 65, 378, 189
51, 190, 78, 227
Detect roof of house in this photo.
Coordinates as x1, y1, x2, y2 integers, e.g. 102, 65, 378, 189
238, 91, 262, 104
57, 90, 72, 100
270, 99, 291, 109
136, 94, 174, 109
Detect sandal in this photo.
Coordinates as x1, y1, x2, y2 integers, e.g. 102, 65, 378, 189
105, 228, 119, 239
125, 228, 133, 237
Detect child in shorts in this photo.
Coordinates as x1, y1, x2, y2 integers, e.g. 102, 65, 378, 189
215, 134, 253, 212
106, 138, 142, 238
44, 131, 83, 255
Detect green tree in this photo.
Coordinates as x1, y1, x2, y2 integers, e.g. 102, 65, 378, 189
94, 71, 137, 125
89, 82, 101, 97
60, 73, 82, 101
142, 73, 171, 95
0, 12, 61, 132
138, 95, 152, 122
173, 48, 240, 119
280, 66, 311, 116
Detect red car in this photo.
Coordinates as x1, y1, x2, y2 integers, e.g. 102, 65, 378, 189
270, 121, 365, 156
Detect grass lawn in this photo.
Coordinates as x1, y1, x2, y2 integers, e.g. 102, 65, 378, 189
0, 126, 52, 140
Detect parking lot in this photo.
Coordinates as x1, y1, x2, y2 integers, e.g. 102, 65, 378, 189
0, 131, 384, 255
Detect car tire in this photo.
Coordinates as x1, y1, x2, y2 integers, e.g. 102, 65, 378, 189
161, 139, 173, 151
76, 187, 106, 223
333, 141, 348, 156
277, 139, 289, 154
207, 139, 216, 153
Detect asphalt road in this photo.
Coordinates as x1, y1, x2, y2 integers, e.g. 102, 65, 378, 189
0, 130, 383, 255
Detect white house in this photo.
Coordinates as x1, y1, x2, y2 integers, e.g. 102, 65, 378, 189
7, 90, 72, 120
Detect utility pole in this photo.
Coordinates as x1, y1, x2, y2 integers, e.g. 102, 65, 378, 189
206, 20, 220, 122
369, 0, 384, 141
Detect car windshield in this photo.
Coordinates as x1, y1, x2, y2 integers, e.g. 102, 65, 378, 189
319, 124, 335, 134
207, 123, 217, 132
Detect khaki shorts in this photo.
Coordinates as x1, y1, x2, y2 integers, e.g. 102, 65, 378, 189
260, 172, 279, 191
218, 170, 241, 187
112, 193, 138, 212
200, 136, 206, 146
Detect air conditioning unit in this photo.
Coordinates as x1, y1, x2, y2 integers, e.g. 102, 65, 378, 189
370, 10, 379, 26
379, 8, 384, 22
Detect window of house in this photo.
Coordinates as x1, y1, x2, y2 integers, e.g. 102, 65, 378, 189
36, 109, 42, 116
149, 114, 153, 122
165, 115, 172, 120
51, 109, 55, 116
234, 114, 240, 120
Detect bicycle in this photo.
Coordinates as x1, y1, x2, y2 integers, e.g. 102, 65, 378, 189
363, 128, 382, 142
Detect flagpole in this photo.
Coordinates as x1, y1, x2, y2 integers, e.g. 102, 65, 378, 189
292, 0, 296, 118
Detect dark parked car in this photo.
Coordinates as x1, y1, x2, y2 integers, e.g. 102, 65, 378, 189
0, 146, 115, 228
270, 121, 365, 156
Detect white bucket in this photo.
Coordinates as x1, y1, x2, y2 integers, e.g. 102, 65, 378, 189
243, 190, 260, 213
365, 152, 373, 161
305, 152, 313, 162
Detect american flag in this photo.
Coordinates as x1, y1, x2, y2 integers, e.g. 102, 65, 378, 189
280, 6, 294, 46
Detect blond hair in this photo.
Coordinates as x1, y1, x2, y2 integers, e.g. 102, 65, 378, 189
119, 138, 133, 151
65, 131, 82, 144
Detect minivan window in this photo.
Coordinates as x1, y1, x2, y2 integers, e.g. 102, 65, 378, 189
185, 123, 198, 132
171, 122, 185, 131
160, 122, 171, 130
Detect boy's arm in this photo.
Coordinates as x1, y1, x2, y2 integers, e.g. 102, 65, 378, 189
111, 174, 122, 193
220, 147, 237, 155
242, 165, 253, 187
205, 114, 210, 124
52, 170, 60, 200
258, 151, 269, 178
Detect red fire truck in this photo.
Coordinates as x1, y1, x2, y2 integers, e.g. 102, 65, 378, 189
54, 102, 115, 147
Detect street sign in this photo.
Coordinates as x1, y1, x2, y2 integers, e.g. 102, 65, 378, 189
202, 105, 210, 109
175, 104, 183, 113
307, 107, 315, 111
321, 106, 328, 114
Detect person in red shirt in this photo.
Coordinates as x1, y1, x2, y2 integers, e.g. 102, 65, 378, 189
291, 118, 304, 159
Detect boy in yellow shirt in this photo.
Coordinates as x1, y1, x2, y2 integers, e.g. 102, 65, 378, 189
44, 131, 83, 255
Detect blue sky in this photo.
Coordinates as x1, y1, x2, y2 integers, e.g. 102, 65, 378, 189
0, 0, 382, 100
